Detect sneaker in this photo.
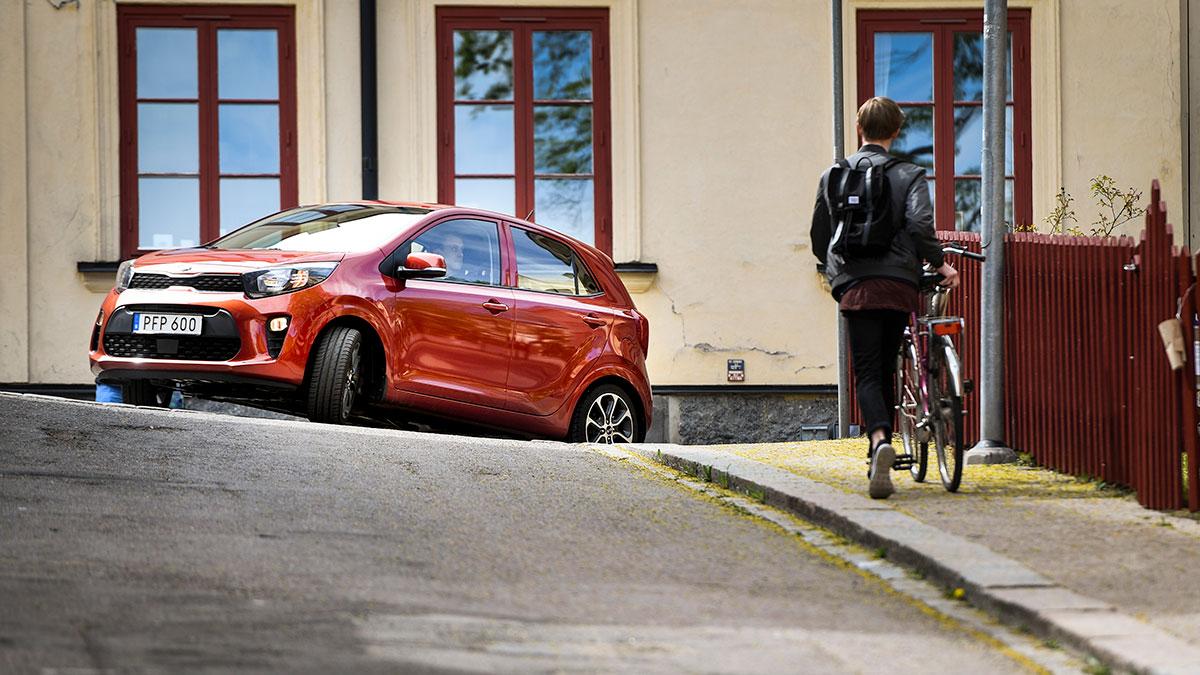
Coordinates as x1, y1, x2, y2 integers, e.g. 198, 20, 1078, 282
868, 443, 896, 500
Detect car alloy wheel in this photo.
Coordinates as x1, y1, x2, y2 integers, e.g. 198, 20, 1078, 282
342, 344, 362, 414
584, 391, 635, 444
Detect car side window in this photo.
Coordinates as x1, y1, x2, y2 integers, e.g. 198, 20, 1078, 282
512, 228, 601, 296
405, 219, 501, 286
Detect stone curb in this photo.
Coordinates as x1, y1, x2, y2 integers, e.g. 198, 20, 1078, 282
628, 443, 1200, 675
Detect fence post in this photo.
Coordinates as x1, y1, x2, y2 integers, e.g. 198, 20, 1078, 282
1188, 254, 1200, 511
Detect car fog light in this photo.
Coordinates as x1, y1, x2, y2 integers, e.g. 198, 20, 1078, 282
268, 316, 289, 332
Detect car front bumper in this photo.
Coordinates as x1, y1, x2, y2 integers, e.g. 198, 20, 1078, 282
88, 287, 318, 389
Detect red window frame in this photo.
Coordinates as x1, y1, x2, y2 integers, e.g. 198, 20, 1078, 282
118, 5, 298, 259
436, 7, 613, 254
857, 9, 1032, 230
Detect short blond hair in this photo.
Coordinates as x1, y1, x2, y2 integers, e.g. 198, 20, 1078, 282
857, 96, 905, 142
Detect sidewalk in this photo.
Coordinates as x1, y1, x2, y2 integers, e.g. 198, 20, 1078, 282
628, 438, 1200, 674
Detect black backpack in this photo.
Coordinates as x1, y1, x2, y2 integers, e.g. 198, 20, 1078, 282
824, 156, 906, 257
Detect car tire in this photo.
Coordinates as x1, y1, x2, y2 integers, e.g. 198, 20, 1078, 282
306, 326, 364, 424
568, 384, 641, 444
123, 380, 169, 407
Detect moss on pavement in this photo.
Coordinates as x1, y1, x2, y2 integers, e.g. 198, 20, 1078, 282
715, 438, 1130, 502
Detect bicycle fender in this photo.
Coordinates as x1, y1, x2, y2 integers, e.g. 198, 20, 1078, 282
937, 337, 963, 399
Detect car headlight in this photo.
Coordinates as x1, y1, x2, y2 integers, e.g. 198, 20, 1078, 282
243, 263, 337, 299
115, 260, 134, 293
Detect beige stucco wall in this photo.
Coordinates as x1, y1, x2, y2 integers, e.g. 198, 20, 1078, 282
0, 0, 30, 383
0, 0, 1187, 386
634, 0, 838, 386
24, 0, 106, 382
1058, 0, 1182, 235
324, 0, 363, 202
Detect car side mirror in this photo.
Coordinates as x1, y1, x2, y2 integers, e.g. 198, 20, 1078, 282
394, 252, 447, 279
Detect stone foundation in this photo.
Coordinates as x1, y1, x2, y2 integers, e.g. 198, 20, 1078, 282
647, 392, 837, 445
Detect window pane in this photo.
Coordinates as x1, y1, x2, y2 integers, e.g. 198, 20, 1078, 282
219, 104, 280, 174
953, 32, 1013, 101
455, 104, 514, 174
953, 105, 1013, 175
220, 178, 280, 235
535, 179, 594, 244
892, 106, 933, 172
874, 33, 933, 102
927, 178, 937, 227
137, 28, 197, 99
533, 31, 592, 100
139, 177, 199, 249
955, 180, 980, 232
455, 178, 515, 216
954, 179, 1014, 231
410, 219, 501, 286
454, 30, 513, 100
138, 103, 198, 173
1006, 178, 1015, 227
218, 29, 279, 100
534, 105, 593, 174
513, 229, 581, 294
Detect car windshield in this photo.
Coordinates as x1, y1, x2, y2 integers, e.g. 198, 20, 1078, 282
209, 205, 433, 253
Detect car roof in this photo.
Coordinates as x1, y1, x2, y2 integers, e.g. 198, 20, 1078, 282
311, 201, 612, 263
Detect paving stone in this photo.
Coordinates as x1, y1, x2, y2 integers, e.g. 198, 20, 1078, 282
1087, 631, 1200, 674
1044, 610, 1164, 638
989, 587, 1114, 614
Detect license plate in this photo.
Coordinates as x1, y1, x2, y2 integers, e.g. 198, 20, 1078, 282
132, 313, 202, 335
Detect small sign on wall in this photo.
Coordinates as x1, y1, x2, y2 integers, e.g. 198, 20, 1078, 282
727, 359, 745, 382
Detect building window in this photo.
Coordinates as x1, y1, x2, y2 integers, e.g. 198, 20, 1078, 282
437, 7, 612, 252
857, 10, 1031, 231
118, 5, 297, 258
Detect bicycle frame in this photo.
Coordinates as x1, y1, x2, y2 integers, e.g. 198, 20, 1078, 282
895, 245, 983, 490
901, 286, 963, 420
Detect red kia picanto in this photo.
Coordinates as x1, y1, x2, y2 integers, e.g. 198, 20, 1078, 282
89, 203, 651, 443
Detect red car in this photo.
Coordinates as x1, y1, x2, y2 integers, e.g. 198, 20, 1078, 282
89, 203, 651, 443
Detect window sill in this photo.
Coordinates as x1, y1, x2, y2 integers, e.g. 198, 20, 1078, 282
77, 261, 120, 293
614, 261, 657, 294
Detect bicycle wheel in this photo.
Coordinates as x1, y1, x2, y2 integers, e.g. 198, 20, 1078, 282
895, 339, 927, 482
930, 339, 964, 492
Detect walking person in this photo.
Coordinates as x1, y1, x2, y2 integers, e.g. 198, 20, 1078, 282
811, 96, 959, 499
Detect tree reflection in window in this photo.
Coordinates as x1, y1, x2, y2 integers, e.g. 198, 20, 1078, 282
453, 30, 512, 100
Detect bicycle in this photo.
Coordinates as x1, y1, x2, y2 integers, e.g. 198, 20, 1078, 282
893, 245, 986, 492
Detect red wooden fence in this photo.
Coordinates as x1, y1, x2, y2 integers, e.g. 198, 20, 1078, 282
849, 180, 1195, 511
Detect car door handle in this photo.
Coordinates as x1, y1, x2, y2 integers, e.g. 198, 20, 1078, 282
582, 313, 607, 328
482, 300, 509, 314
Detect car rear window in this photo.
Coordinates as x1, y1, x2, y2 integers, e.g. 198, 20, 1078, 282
209, 205, 432, 253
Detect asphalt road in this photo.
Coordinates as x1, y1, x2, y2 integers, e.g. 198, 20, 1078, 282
0, 394, 1026, 673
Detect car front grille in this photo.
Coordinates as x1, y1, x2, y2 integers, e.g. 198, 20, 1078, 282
129, 273, 244, 293
102, 334, 241, 361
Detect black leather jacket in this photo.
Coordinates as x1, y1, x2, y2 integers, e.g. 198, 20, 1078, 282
811, 145, 944, 298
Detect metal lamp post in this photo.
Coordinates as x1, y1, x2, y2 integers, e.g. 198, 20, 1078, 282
966, 0, 1018, 464
832, 0, 851, 439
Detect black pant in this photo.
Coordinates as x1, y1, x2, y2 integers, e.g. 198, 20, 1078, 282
844, 310, 909, 447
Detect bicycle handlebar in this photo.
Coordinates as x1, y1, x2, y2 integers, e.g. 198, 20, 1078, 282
941, 245, 987, 263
